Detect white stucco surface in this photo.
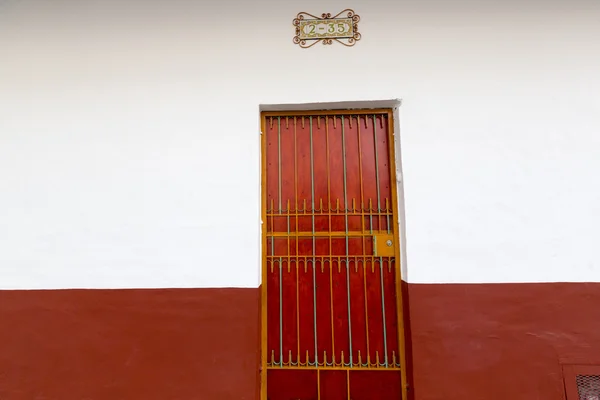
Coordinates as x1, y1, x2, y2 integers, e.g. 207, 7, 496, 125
1, 0, 599, 288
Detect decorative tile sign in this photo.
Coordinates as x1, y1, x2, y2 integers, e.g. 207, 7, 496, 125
293, 9, 361, 48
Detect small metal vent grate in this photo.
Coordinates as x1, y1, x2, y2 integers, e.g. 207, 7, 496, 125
577, 375, 600, 400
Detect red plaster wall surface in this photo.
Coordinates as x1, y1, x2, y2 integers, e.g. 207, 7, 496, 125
406, 283, 600, 400
0, 288, 260, 400
1, 283, 599, 399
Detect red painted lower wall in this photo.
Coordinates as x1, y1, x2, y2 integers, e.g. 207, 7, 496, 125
406, 282, 600, 400
0, 283, 599, 399
0, 289, 260, 400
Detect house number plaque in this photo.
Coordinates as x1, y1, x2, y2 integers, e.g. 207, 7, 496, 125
293, 9, 361, 48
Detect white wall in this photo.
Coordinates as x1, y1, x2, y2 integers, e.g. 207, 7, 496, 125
1, 0, 599, 289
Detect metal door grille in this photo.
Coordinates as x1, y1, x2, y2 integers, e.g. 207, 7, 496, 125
261, 111, 406, 400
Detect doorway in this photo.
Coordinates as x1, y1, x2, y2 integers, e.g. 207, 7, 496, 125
260, 109, 407, 400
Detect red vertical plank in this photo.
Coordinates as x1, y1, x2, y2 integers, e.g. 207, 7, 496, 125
360, 115, 379, 232
315, 257, 333, 363
345, 115, 370, 364
271, 117, 288, 233
313, 115, 329, 232
366, 260, 385, 364
278, 117, 301, 368
296, 116, 312, 232
329, 116, 345, 232
266, 115, 280, 369
376, 114, 392, 233
329, 238, 345, 256
266, 116, 279, 219
383, 259, 400, 365
298, 259, 315, 365
315, 239, 331, 364
281, 260, 298, 365
310, 115, 330, 367
348, 237, 363, 256
328, 115, 352, 367
349, 260, 367, 363
343, 115, 362, 231
331, 259, 350, 365
280, 116, 296, 235
266, 256, 280, 365
297, 237, 312, 255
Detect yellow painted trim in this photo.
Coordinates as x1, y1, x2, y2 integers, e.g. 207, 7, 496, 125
262, 108, 395, 118
260, 114, 268, 400
386, 109, 409, 400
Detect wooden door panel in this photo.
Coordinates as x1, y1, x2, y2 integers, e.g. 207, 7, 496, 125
320, 371, 348, 400
263, 112, 405, 400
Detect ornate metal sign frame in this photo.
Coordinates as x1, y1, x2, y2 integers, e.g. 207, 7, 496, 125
293, 9, 361, 48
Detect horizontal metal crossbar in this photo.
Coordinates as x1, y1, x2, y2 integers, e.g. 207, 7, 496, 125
266, 366, 401, 371
267, 231, 385, 238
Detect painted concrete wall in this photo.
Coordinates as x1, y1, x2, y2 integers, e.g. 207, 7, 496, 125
1, 0, 599, 289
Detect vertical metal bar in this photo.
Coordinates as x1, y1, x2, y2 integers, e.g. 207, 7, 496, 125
384, 115, 391, 234
369, 201, 373, 233
277, 117, 283, 367
356, 115, 370, 364
372, 114, 389, 367
326, 116, 335, 362
288, 209, 296, 367
317, 369, 321, 400
346, 369, 351, 400
373, 115, 382, 231
294, 117, 300, 365
367, 119, 374, 234
310, 116, 318, 365
329, 259, 335, 365
387, 198, 391, 234
278, 117, 282, 215
341, 115, 353, 367
379, 257, 388, 366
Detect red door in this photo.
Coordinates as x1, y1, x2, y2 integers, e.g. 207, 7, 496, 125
261, 110, 406, 400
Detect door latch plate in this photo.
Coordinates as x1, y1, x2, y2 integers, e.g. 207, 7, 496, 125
373, 234, 395, 257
